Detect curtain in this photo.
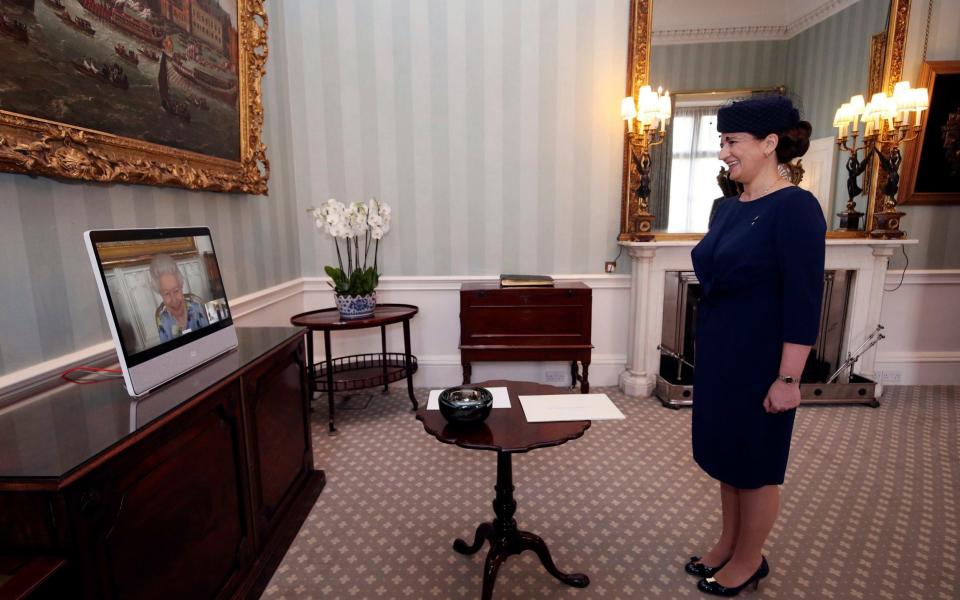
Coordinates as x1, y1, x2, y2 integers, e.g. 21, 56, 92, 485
667, 106, 724, 232
648, 124, 673, 230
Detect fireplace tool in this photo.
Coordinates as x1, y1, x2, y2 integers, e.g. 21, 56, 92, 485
657, 343, 694, 382
827, 325, 885, 383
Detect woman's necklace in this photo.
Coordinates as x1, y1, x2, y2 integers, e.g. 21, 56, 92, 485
741, 180, 780, 202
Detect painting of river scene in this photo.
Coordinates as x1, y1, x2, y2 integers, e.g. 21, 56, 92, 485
0, 0, 240, 162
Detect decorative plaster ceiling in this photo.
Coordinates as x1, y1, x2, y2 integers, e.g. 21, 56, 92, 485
652, 0, 867, 44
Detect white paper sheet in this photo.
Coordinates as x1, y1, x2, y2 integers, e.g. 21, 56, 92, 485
518, 394, 625, 422
427, 387, 510, 410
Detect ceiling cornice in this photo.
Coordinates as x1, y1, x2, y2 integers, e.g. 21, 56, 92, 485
652, 0, 865, 46
653, 26, 789, 45
784, 0, 862, 35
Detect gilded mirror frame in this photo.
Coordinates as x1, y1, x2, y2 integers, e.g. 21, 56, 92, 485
0, 0, 269, 194
619, 0, 912, 241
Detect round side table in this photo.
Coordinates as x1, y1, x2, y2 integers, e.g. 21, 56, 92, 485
416, 380, 591, 599
291, 303, 419, 433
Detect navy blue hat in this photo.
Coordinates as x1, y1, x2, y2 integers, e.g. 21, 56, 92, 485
717, 95, 801, 136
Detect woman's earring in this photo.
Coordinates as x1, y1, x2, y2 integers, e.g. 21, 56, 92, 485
777, 163, 791, 179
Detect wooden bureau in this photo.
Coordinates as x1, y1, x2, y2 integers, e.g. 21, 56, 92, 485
459, 282, 593, 392
0, 328, 324, 600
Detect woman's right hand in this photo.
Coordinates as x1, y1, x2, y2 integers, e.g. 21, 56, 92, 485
763, 380, 801, 413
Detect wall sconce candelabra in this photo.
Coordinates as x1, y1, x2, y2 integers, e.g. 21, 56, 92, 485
833, 81, 929, 238
620, 85, 671, 240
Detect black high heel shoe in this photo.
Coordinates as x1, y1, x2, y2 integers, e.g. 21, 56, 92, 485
696, 556, 769, 597
684, 556, 727, 578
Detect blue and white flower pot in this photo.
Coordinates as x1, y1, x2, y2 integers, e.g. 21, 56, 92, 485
335, 292, 377, 320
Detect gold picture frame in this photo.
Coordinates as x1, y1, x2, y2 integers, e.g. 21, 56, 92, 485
0, 0, 269, 194
97, 237, 199, 266
898, 60, 960, 205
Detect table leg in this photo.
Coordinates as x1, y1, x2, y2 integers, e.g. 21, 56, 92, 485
380, 325, 389, 393
453, 451, 588, 600
402, 319, 418, 411
581, 362, 590, 394
306, 331, 316, 412
452, 522, 493, 555
570, 361, 577, 389
323, 330, 336, 434
306, 332, 316, 385
462, 363, 472, 384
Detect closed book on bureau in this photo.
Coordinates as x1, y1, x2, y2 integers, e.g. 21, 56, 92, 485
459, 281, 593, 392
499, 274, 555, 287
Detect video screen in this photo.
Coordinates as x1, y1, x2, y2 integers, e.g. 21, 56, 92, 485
93, 234, 231, 357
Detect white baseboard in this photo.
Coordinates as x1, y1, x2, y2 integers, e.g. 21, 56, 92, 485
878, 269, 960, 385
884, 269, 960, 285
400, 353, 628, 389
2, 269, 955, 406
301, 273, 631, 389
874, 351, 960, 385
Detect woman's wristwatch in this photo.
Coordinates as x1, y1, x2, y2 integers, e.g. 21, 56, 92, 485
777, 374, 798, 385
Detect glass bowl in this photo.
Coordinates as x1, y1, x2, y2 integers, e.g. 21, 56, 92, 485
438, 385, 493, 425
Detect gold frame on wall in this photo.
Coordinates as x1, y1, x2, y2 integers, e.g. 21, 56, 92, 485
898, 60, 960, 205
863, 0, 911, 224
0, 0, 269, 195
618, 0, 652, 241
619, 0, 912, 240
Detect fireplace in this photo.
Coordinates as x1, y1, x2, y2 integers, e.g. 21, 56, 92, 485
619, 238, 915, 406
655, 270, 864, 407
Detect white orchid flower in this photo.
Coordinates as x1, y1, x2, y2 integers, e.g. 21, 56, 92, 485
307, 197, 393, 297
346, 202, 369, 237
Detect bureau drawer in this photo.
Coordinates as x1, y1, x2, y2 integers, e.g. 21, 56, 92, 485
460, 287, 590, 308
459, 284, 592, 349
460, 306, 590, 347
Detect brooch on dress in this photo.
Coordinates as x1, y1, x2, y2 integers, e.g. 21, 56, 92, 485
750, 216, 760, 226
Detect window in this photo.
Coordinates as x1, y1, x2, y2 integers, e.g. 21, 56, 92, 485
667, 106, 725, 232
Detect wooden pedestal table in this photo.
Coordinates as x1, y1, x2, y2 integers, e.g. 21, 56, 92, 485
416, 380, 591, 600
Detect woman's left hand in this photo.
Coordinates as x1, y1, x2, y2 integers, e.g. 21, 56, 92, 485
764, 380, 801, 413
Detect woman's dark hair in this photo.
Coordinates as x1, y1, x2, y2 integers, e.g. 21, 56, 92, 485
773, 120, 812, 162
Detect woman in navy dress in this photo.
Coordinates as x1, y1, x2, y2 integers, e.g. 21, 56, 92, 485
685, 96, 825, 596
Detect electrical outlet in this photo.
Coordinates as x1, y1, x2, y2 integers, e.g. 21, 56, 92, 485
878, 369, 902, 384
604, 261, 616, 273
544, 369, 567, 384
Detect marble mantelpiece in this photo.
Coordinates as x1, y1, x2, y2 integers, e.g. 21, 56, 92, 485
618, 238, 918, 398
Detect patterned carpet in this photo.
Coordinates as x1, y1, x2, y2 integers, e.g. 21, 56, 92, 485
263, 385, 959, 599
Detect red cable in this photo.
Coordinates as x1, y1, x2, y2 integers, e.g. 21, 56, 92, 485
62, 366, 122, 374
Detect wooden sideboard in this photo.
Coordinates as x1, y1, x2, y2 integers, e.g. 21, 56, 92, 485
459, 282, 593, 392
0, 327, 324, 600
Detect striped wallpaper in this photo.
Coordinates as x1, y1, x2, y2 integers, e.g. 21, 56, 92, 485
651, 40, 787, 93
0, 1, 302, 376
785, 0, 890, 139
281, 0, 630, 280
